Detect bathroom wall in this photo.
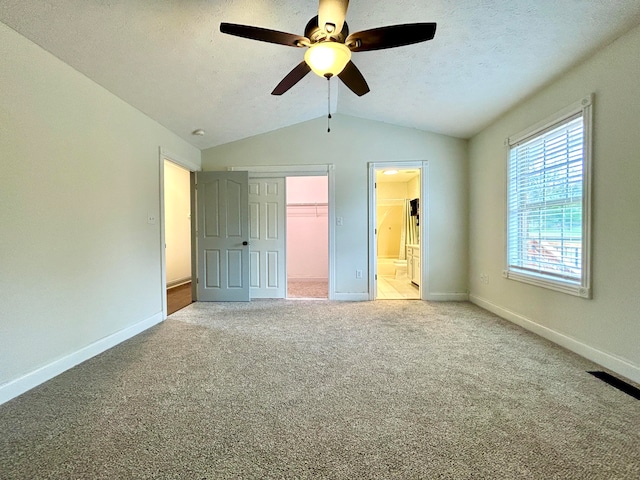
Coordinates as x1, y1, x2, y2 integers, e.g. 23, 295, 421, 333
376, 182, 407, 259
408, 176, 420, 200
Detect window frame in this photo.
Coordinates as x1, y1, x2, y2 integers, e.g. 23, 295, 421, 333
504, 95, 593, 298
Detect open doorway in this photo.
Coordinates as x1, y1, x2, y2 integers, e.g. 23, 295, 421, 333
163, 160, 193, 314
370, 164, 424, 300
286, 176, 329, 299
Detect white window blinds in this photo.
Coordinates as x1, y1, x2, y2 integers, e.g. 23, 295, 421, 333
507, 114, 585, 284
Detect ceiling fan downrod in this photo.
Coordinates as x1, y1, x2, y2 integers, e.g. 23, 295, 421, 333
327, 76, 332, 133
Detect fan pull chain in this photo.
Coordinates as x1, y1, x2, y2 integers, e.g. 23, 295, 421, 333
327, 76, 332, 133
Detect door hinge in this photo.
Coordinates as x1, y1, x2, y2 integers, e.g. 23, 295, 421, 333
375, 274, 377, 280
196, 278, 199, 284
375, 228, 377, 235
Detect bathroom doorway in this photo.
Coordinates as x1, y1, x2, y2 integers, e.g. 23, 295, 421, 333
369, 163, 425, 300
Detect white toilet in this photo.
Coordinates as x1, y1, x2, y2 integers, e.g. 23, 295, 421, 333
393, 259, 408, 279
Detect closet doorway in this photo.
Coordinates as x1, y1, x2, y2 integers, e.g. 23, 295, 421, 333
228, 164, 335, 300
369, 161, 428, 300
286, 176, 329, 299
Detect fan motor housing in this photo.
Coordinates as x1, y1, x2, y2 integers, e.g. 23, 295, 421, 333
304, 16, 349, 44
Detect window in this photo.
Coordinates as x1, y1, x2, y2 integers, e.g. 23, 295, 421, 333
505, 95, 592, 298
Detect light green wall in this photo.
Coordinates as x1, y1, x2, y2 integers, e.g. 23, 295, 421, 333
0, 22, 201, 389
469, 24, 640, 382
202, 114, 468, 298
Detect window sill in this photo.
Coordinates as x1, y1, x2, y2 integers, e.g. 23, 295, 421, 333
503, 269, 591, 299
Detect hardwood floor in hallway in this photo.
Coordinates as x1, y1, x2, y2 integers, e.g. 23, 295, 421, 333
167, 282, 193, 315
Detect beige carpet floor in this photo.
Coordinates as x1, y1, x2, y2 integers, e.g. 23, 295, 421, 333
1, 300, 638, 479
287, 279, 328, 298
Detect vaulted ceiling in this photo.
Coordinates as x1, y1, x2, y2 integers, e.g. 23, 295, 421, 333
2, 1, 639, 150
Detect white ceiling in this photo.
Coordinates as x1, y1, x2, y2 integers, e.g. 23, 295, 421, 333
376, 169, 419, 184
2, 1, 639, 150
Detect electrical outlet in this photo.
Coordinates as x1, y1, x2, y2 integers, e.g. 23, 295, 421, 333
336, 216, 344, 226
356, 269, 363, 279
480, 273, 489, 285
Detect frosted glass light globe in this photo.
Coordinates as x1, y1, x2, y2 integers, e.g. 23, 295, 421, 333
304, 42, 351, 78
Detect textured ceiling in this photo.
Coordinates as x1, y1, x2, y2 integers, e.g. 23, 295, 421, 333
1, 1, 640, 149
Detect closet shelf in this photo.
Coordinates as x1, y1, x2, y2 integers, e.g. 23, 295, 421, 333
287, 202, 328, 217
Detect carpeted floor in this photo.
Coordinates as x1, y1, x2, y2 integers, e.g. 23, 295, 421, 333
1, 300, 638, 479
287, 279, 328, 298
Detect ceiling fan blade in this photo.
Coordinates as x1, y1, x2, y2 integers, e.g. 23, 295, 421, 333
220, 23, 309, 47
338, 60, 370, 96
346, 23, 436, 52
318, 0, 349, 34
272, 62, 312, 95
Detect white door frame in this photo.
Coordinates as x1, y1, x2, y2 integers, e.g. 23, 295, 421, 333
159, 147, 201, 319
368, 161, 429, 300
229, 164, 336, 300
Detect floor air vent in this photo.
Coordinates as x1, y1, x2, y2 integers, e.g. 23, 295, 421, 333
588, 371, 640, 400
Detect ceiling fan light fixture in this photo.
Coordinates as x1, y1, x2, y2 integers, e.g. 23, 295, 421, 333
304, 41, 351, 78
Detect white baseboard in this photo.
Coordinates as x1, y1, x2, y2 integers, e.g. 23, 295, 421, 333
424, 292, 469, 301
0, 312, 164, 406
470, 294, 640, 384
332, 293, 369, 301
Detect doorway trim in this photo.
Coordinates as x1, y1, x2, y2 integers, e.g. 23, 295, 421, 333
159, 147, 200, 319
368, 161, 429, 301
229, 164, 336, 300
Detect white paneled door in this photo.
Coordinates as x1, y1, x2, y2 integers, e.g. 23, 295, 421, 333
248, 178, 286, 298
196, 171, 250, 301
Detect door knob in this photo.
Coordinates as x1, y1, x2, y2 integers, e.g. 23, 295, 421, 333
242, 241, 249, 246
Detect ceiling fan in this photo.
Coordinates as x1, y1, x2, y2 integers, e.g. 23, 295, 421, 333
220, 0, 437, 97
